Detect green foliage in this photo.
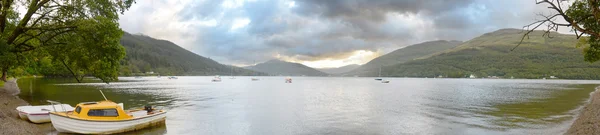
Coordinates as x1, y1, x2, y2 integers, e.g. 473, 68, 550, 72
0, 0, 135, 83
564, 0, 600, 62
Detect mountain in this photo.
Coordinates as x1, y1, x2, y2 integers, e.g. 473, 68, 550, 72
317, 64, 360, 74
245, 60, 328, 76
119, 32, 264, 76
383, 28, 600, 79
346, 40, 462, 76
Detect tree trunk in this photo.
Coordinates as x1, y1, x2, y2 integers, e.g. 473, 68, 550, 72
1, 67, 7, 82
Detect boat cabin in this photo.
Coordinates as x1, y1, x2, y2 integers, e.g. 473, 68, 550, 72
71, 101, 132, 120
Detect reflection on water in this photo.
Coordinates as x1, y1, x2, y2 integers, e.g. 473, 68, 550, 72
17, 77, 600, 135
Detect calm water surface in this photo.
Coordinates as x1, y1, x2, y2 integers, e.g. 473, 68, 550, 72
17, 77, 600, 135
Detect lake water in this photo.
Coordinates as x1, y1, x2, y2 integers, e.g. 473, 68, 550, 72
17, 77, 600, 135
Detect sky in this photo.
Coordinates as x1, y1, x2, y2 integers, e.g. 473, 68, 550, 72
118, 0, 571, 68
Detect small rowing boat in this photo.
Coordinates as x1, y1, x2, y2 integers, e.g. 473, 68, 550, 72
16, 104, 74, 123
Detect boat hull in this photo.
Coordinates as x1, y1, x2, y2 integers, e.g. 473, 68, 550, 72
28, 113, 51, 123
18, 111, 28, 120
16, 104, 74, 123
50, 112, 167, 134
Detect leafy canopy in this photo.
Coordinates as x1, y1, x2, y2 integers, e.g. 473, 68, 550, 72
525, 0, 600, 62
0, 0, 135, 83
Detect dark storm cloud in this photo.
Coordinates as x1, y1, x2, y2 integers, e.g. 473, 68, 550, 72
293, 0, 474, 20
120, 0, 549, 66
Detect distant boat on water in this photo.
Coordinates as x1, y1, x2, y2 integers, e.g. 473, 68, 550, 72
381, 80, 390, 83
212, 75, 222, 82
375, 67, 383, 81
285, 77, 292, 83
251, 78, 259, 81
168, 76, 178, 79
229, 66, 236, 79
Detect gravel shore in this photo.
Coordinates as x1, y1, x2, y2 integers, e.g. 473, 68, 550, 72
0, 79, 43, 135
566, 87, 600, 135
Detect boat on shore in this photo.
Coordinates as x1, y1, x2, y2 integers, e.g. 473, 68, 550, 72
16, 104, 74, 123
48, 91, 167, 134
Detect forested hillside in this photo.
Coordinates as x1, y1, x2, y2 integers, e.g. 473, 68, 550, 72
118, 32, 263, 76
345, 40, 462, 76
382, 29, 600, 79
317, 64, 360, 74
246, 60, 328, 76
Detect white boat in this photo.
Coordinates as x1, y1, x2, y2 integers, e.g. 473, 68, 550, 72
212, 75, 222, 82
375, 67, 383, 81
16, 104, 74, 123
381, 80, 390, 83
229, 66, 236, 79
285, 77, 292, 83
48, 91, 166, 134
251, 78, 259, 81
168, 76, 178, 79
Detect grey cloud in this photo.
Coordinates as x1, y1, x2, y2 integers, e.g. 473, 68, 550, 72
293, 0, 474, 20
124, 0, 549, 66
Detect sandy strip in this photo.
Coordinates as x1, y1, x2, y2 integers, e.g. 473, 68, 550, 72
0, 79, 44, 135
566, 86, 600, 135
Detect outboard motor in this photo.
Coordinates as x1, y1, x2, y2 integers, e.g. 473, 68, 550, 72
144, 105, 154, 113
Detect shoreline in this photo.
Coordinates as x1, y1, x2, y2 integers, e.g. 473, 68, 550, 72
566, 86, 600, 135
0, 79, 44, 135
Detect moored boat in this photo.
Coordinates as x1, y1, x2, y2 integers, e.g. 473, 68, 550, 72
48, 91, 167, 134
251, 78, 259, 81
381, 80, 390, 83
285, 77, 292, 83
212, 75, 222, 82
16, 104, 74, 123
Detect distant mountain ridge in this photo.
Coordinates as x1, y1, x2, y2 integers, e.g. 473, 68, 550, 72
245, 59, 328, 76
345, 40, 462, 76
119, 32, 264, 76
381, 28, 600, 79
317, 64, 360, 74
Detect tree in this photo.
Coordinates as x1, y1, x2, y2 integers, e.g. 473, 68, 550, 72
522, 0, 600, 62
0, 0, 135, 83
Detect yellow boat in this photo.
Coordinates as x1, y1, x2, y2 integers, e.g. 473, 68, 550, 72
48, 91, 166, 134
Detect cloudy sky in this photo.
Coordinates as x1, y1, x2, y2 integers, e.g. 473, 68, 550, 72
118, 0, 567, 68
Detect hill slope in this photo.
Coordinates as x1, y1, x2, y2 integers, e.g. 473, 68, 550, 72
119, 33, 263, 76
346, 40, 462, 76
246, 60, 328, 76
383, 28, 600, 79
317, 64, 360, 74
